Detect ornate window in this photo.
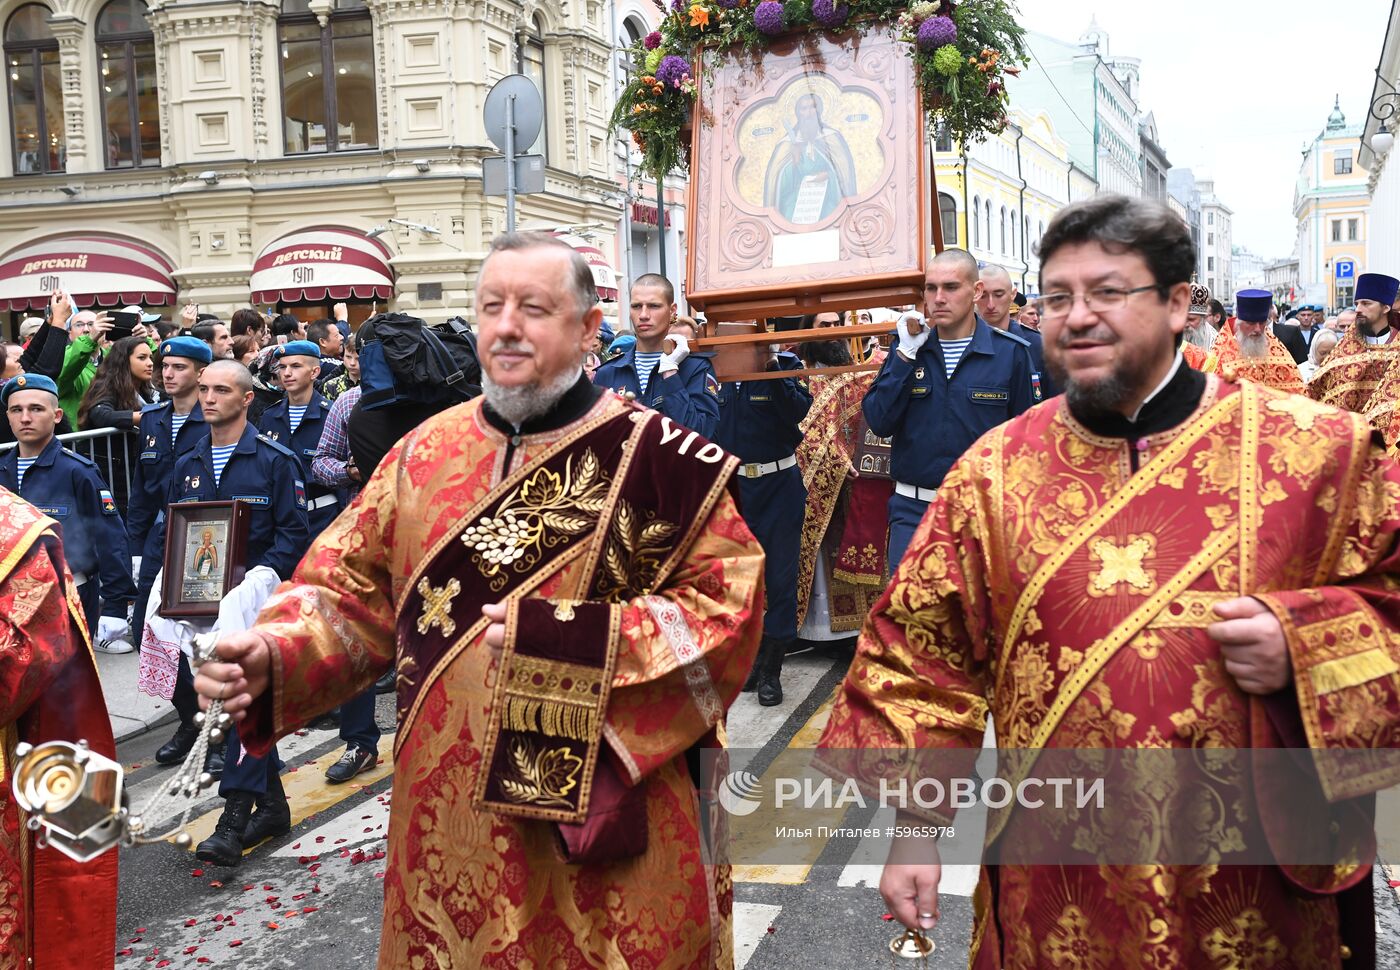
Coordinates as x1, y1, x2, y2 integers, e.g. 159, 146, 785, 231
278, 0, 377, 155
4, 4, 63, 174
515, 16, 546, 159
96, 0, 158, 168
938, 193, 957, 248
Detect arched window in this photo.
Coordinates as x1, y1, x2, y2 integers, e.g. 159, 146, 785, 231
1024, 216, 1031, 256
4, 4, 63, 174
971, 195, 980, 248
96, 0, 158, 168
516, 16, 546, 159
938, 192, 957, 248
984, 199, 992, 246
621, 15, 645, 45
1011, 208, 1018, 257
1000, 206, 1007, 255
278, 0, 377, 154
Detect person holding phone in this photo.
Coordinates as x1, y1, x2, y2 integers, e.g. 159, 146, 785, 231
55, 292, 112, 420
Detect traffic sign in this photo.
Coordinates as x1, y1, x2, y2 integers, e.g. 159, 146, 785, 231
484, 75, 543, 154
483, 154, 545, 196
1335, 259, 1355, 281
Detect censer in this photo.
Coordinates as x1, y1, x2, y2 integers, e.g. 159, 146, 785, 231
889, 927, 935, 963
10, 633, 231, 862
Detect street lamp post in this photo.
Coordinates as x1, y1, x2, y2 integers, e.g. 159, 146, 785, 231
1368, 72, 1398, 155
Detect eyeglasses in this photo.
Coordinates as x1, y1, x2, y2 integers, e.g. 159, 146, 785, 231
1032, 285, 1162, 320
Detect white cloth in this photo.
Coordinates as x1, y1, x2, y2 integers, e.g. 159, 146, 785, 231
137, 565, 280, 700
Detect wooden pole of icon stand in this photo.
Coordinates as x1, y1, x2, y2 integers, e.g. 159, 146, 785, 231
693, 162, 946, 382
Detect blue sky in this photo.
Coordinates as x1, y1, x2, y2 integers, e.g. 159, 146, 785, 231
1014, 0, 1394, 257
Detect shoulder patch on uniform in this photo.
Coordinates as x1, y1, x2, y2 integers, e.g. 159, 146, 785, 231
99, 489, 117, 515
257, 433, 297, 459
294, 480, 307, 509
990, 327, 1031, 348
705, 373, 719, 397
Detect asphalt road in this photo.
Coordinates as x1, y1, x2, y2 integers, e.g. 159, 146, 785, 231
107, 652, 1400, 969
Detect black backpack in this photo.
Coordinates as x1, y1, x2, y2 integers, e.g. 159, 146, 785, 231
358, 313, 482, 410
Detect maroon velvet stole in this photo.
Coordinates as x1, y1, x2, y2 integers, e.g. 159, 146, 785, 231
395, 401, 737, 824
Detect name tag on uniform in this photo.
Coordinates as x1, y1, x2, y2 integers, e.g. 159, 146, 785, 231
910, 386, 929, 397
37, 506, 69, 517
139, 451, 159, 462
302, 448, 317, 457
749, 394, 772, 403
970, 388, 1009, 403
232, 494, 270, 506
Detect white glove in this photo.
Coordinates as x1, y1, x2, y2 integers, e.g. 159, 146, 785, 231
98, 616, 130, 641
896, 312, 930, 359
659, 333, 690, 373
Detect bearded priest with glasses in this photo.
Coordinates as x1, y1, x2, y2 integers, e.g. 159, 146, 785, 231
822, 195, 1400, 968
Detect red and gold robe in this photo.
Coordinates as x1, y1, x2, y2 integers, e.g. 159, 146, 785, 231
1306, 329, 1400, 436
241, 392, 764, 969
1181, 341, 1208, 371
820, 377, 1400, 968
1205, 331, 1304, 394
0, 488, 118, 969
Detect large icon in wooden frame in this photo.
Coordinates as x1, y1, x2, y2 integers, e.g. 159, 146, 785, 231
159, 500, 250, 618
686, 22, 930, 323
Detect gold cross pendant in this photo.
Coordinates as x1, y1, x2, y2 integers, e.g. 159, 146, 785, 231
416, 577, 461, 637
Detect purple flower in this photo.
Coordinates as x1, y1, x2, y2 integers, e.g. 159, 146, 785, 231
753, 1, 785, 35
917, 16, 957, 51
644, 31, 662, 50
811, 0, 849, 28
671, 0, 686, 12
656, 54, 690, 89
717, 0, 740, 7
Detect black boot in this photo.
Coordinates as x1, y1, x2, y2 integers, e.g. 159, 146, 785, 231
243, 772, 291, 848
203, 739, 226, 778
757, 637, 789, 707
741, 655, 761, 693
155, 722, 200, 765
195, 793, 255, 866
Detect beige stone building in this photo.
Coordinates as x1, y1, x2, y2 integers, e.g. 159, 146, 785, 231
0, 0, 626, 336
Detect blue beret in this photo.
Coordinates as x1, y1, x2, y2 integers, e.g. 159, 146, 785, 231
275, 340, 322, 360
1357, 273, 1399, 306
1, 373, 59, 405
599, 319, 616, 345
609, 333, 636, 356
160, 335, 213, 364
1234, 289, 1273, 323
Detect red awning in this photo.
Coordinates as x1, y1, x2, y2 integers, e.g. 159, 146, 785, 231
251, 226, 394, 304
0, 234, 176, 310
553, 232, 619, 302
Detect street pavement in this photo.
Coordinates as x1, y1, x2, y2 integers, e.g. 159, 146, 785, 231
103, 648, 1400, 968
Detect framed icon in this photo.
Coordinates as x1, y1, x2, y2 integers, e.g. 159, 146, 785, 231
159, 501, 250, 618
686, 22, 931, 322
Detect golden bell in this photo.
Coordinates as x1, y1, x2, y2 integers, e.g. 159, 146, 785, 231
11, 740, 126, 862
888, 928, 935, 961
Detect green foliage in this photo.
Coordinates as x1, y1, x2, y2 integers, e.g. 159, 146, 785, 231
608, 0, 1028, 181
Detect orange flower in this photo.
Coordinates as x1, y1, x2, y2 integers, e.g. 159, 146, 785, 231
689, 4, 710, 28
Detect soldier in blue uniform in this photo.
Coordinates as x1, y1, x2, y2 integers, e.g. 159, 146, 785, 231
155, 361, 310, 866
593, 274, 719, 437
864, 249, 1038, 567
979, 263, 1059, 400
258, 341, 342, 536
0, 373, 136, 637
129, 337, 217, 770
261, 340, 381, 786
714, 347, 812, 706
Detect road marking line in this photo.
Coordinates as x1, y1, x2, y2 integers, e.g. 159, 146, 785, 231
734, 901, 782, 968
173, 733, 395, 852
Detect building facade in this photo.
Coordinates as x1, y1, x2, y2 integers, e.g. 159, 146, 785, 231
1166, 167, 1202, 258
1198, 179, 1233, 300
1138, 112, 1170, 202
1359, 0, 1399, 276
1294, 98, 1371, 311
933, 108, 1076, 295
1232, 246, 1271, 291
1016, 21, 1143, 199
0, 0, 625, 334
1264, 257, 1300, 307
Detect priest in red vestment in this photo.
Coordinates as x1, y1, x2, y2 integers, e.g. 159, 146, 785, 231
195, 233, 764, 969
1204, 290, 1304, 394
821, 196, 1400, 968
0, 488, 118, 968
1306, 272, 1400, 432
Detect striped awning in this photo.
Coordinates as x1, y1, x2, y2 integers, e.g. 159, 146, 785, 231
251, 226, 394, 304
0, 234, 177, 311
553, 232, 619, 302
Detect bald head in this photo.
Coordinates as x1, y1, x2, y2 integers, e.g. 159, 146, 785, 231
204, 359, 254, 394
977, 264, 1015, 329
930, 248, 980, 285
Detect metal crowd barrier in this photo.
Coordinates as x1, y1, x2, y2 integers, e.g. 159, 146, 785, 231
0, 427, 137, 517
